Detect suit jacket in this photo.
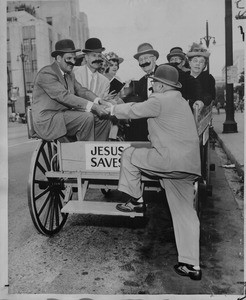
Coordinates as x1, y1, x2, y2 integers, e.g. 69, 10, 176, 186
32, 61, 97, 140
124, 67, 158, 141
187, 70, 216, 106
114, 90, 201, 175
74, 65, 110, 99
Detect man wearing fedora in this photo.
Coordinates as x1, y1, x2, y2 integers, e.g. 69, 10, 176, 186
124, 43, 159, 141
74, 38, 113, 101
166, 46, 202, 110
32, 38, 110, 142
107, 64, 202, 281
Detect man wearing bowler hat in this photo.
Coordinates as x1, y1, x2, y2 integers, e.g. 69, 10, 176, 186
107, 64, 202, 281
32, 39, 110, 142
124, 43, 159, 141
74, 38, 113, 101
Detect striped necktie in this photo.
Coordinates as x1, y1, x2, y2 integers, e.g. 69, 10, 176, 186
90, 73, 96, 92
63, 73, 68, 89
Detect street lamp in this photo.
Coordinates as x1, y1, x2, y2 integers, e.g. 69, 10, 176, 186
199, 20, 216, 73
17, 43, 29, 113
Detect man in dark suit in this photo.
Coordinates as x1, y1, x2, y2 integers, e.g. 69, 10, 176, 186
124, 43, 159, 141
32, 39, 110, 141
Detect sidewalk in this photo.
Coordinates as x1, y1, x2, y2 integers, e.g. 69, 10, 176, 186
212, 108, 244, 178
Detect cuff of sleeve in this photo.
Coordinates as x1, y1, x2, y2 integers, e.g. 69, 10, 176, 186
86, 101, 93, 112
110, 105, 115, 116
94, 97, 101, 104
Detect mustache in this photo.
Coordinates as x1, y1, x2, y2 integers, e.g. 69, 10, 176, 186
92, 59, 103, 64
139, 61, 151, 68
65, 60, 75, 66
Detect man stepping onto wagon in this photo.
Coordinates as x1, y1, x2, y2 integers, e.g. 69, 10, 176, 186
107, 64, 202, 281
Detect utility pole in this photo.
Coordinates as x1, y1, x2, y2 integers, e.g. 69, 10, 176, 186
18, 43, 28, 113
223, 0, 237, 133
200, 20, 216, 73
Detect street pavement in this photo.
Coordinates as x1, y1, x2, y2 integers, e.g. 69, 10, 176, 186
212, 108, 244, 178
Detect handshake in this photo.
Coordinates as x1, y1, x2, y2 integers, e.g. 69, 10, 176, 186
91, 98, 116, 118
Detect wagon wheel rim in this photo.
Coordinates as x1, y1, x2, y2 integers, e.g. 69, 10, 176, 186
28, 140, 68, 235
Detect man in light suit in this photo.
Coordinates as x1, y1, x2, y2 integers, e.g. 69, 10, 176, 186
74, 38, 111, 100
32, 39, 110, 142
108, 65, 202, 281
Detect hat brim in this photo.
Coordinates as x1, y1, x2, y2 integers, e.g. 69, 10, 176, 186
134, 49, 159, 60
109, 57, 124, 64
51, 48, 81, 57
167, 53, 186, 61
186, 51, 210, 58
149, 75, 182, 89
82, 47, 105, 53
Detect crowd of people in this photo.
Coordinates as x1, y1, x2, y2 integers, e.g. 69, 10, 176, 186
31, 37, 217, 282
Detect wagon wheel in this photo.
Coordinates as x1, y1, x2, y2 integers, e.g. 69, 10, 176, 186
28, 140, 68, 236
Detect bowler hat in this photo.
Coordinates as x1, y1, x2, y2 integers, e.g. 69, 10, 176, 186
167, 47, 186, 61
82, 38, 105, 53
51, 39, 80, 57
133, 43, 159, 60
150, 64, 182, 88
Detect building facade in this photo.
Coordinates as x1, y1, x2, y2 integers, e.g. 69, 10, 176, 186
7, 0, 89, 114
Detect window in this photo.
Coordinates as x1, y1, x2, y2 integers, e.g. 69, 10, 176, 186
23, 39, 30, 53
22, 25, 35, 38
32, 60, 37, 72
31, 38, 36, 52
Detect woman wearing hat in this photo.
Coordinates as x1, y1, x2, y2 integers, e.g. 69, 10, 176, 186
186, 43, 216, 107
103, 52, 124, 82
107, 64, 202, 281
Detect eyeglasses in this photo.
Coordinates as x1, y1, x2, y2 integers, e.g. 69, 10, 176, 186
138, 55, 155, 64
190, 58, 206, 65
170, 57, 182, 63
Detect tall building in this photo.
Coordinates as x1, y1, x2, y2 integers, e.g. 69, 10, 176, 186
7, 0, 89, 114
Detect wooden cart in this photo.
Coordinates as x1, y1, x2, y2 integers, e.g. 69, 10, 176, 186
27, 103, 214, 236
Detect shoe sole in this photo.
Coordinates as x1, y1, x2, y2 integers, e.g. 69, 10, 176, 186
174, 265, 202, 281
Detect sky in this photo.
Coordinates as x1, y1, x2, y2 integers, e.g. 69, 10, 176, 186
79, 0, 245, 81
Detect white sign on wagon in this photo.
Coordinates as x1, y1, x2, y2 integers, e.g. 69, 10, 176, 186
85, 142, 131, 171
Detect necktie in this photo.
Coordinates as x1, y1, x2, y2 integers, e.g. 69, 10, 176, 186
90, 73, 95, 92
63, 74, 68, 89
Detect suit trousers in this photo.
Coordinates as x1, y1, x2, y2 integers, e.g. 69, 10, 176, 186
63, 110, 110, 141
118, 147, 200, 266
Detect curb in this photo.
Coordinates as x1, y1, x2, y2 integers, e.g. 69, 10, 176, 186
212, 128, 244, 179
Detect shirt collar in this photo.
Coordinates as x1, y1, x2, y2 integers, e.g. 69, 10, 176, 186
87, 66, 97, 78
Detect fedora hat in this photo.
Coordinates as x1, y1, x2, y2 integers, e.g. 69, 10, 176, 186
105, 52, 124, 64
51, 39, 80, 57
186, 43, 210, 58
167, 47, 186, 61
150, 64, 182, 89
82, 38, 105, 53
133, 43, 159, 60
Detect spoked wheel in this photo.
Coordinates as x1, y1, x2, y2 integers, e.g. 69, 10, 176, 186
28, 140, 68, 236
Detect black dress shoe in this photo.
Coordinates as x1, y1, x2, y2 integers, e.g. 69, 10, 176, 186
174, 263, 202, 280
